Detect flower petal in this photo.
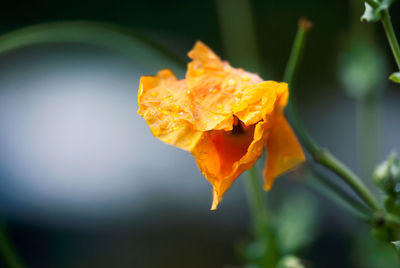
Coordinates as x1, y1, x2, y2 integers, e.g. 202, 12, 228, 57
186, 41, 264, 132
192, 119, 269, 210
263, 113, 305, 190
138, 69, 202, 151
233, 81, 287, 126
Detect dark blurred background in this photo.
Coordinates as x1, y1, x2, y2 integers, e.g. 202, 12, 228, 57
0, 0, 399, 267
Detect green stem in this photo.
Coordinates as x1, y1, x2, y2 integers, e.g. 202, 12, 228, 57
0, 220, 24, 268
244, 168, 279, 268
283, 19, 319, 157
317, 149, 379, 210
357, 98, 380, 189
283, 19, 309, 86
284, 19, 380, 211
307, 169, 372, 220
244, 167, 268, 235
381, 9, 400, 70
362, 0, 400, 70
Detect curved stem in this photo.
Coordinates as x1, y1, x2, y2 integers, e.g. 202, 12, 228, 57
284, 19, 380, 211
381, 9, 400, 70
361, 0, 400, 70
0, 21, 185, 70
244, 167, 268, 235
307, 169, 372, 220
317, 149, 380, 210
283, 19, 319, 157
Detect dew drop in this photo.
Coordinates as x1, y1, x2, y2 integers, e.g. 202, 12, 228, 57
241, 75, 250, 81
228, 79, 236, 86
210, 88, 218, 94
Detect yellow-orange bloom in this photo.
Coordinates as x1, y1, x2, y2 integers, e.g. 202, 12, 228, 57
138, 41, 305, 209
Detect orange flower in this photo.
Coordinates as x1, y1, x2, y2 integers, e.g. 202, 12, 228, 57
138, 41, 305, 209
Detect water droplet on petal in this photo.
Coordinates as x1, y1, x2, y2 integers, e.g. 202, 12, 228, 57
241, 75, 250, 81
210, 88, 218, 94
228, 79, 236, 86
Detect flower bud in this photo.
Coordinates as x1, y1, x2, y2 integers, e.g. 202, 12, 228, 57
373, 152, 400, 196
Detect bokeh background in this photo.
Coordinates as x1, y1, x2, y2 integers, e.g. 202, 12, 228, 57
0, 0, 400, 267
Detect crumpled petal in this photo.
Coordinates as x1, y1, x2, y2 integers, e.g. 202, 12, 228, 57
192, 119, 269, 210
192, 81, 289, 209
263, 113, 306, 190
186, 41, 263, 131
233, 81, 287, 125
138, 69, 202, 151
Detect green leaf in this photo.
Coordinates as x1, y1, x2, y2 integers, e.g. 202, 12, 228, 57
361, 3, 381, 22
389, 72, 400, 83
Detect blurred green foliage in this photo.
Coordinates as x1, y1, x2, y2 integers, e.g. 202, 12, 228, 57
238, 190, 318, 268
276, 255, 305, 268
339, 38, 386, 100
276, 194, 318, 254
352, 227, 398, 267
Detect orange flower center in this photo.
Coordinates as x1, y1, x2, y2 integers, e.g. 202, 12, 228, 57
209, 117, 256, 176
